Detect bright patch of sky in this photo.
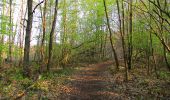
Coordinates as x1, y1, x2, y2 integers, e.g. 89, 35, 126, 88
13, 0, 61, 46
13, 0, 44, 46
1, 0, 118, 46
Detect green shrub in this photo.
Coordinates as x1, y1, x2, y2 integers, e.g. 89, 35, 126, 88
159, 71, 170, 80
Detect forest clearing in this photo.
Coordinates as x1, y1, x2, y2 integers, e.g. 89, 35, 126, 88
0, 0, 170, 99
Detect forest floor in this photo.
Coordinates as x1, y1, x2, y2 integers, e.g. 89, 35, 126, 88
0, 61, 170, 99
58, 61, 121, 100
57, 61, 170, 100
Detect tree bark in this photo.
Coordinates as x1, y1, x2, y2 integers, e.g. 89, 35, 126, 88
23, 0, 33, 77
103, 0, 119, 70
9, 0, 12, 65
158, 0, 170, 71
40, 0, 47, 63
116, 0, 128, 80
47, 0, 59, 71
18, 0, 24, 67
127, 0, 133, 70
61, 0, 67, 67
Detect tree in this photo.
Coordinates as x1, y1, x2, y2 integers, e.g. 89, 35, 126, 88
103, 0, 119, 70
127, 0, 133, 70
23, 0, 33, 77
9, 0, 12, 65
40, 0, 47, 63
47, 0, 59, 71
116, 0, 128, 80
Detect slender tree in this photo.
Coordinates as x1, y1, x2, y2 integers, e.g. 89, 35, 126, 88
40, 0, 47, 63
47, 0, 59, 71
61, 0, 67, 67
127, 0, 133, 70
9, 0, 12, 65
103, 0, 119, 70
23, 0, 33, 77
116, 0, 128, 80
18, 0, 24, 66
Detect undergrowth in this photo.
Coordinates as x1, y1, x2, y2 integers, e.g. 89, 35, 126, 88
108, 65, 170, 99
0, 66, 78, 99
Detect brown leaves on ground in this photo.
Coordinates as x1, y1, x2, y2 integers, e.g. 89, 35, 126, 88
58, 61, 170, 100
58, 61, 126, 100
109, 65, 170, 99
1, 61, 170, 99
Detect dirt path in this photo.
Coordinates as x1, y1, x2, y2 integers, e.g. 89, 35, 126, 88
58, 61, 124, 100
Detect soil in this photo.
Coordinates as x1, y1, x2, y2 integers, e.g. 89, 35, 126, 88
58, 61, 125, 100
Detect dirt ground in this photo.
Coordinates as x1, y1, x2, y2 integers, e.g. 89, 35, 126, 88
58, 61, 126, 100
57, 61, 170, 100
1, 61, 169, 99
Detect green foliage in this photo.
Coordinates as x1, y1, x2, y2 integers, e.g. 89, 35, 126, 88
31, 80, 49, 92
0, 66, 78, 97
0, 14, 14, 35
10, 68, 24, 80
159, 71, 170, 80
132, 17, 164, 56
41, 68, 75, 80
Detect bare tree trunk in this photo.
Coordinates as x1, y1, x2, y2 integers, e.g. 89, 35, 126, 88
158, 0, 170, 71
0, 36, 4, 66
127, 0, 133, 70
19, 0, 24, 67
148, 2, 158, 78
9, 0, 12, 66
103, 0, 119, 70
103, 32, 107, 58
38, 0, 47, 73
61, 0, 67, 67
23, 0, 33, 77
164, 46, 170, 71
100, 26, 104, 59
116, 0, 128, 80
149, 20, 157, 76
40, 0, 47, 63
47, 0, 59, 71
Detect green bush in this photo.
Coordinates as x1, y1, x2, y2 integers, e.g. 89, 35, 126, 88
159, 71, 170, 80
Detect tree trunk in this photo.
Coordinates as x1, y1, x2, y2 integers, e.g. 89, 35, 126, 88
18, 0, 24, 67
164, 46, 170, 71
9, 0, 12, 66
61, 0, 67, 67
127, 0, 133, 70
47, 0, 58, 71
40, 0, 47, 63
23, 0, 33, 77
158, 0, 170, 71
103, 0, 119, 70
38, 0, 47, 74
116, 0, 128, 80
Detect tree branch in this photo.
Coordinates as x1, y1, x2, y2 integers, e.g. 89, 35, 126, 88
32, 0, 45, 13
148, 0, 170, 18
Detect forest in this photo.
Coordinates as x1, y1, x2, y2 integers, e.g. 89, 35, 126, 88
0, 0, 170, 99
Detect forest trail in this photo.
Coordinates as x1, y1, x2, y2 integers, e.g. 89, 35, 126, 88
58, 61, 123, 100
